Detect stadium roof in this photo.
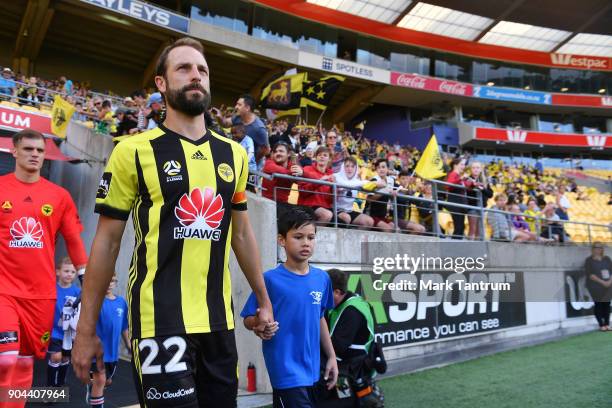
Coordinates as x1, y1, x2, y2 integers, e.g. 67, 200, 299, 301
301, 0, 612, 57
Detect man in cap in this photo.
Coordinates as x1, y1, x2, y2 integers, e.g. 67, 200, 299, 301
0, 68, 16, 98
145, 92, 164, 130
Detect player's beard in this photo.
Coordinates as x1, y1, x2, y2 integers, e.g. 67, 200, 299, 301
164, 82, 211, 117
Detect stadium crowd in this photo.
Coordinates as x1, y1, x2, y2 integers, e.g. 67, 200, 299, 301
0, 66, 604, 243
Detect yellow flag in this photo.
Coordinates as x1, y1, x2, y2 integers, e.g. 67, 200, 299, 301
51, 95, 75, 138
414, 135, 446, 179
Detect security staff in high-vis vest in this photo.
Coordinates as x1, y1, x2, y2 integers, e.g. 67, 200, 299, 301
318, 269, 384, 408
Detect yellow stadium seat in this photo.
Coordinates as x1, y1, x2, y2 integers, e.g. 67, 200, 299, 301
0, 101, 20, 108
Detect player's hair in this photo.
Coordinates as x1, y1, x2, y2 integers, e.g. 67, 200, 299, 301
238, 94, 255, 111
278, 208, 316, 237
156, 37, 205, 78
56, 256, 73, 270
315, 146, 330, 157
12, 128, 44, 147
327, 268, 348, 293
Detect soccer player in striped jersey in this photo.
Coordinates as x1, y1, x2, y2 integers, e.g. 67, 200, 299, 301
72, 37, 274, 407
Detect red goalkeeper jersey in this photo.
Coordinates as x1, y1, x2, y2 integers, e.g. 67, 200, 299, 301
0, 173, 85, 299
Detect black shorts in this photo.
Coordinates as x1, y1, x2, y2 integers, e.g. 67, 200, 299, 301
90, 361, 118, 381
273, 386, 318, 408
47, 338, 71, 357
337, 210, 362, 223
132, 330, 238, 408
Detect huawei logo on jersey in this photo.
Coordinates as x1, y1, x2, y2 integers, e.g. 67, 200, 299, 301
173, 187, 225, 241
9, 217, 44, 248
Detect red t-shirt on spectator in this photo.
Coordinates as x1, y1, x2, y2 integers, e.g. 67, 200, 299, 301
298, 165, 333, 208
262, 159, 294, 203
0, 173, 87, 299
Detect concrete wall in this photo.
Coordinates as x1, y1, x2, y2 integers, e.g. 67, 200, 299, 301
50, 123, 599, 394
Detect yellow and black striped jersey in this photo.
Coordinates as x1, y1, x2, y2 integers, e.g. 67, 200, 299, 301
95, 124, 249, 339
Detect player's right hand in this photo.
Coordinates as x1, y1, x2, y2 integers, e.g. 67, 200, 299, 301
72, 331, 105, 383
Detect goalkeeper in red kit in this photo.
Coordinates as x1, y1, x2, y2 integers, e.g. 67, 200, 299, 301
0, 129, 87, 407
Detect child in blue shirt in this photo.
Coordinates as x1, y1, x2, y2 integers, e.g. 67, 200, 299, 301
241, 209, 338, 407
87, 274, 130, 408
47, 257, 81, 388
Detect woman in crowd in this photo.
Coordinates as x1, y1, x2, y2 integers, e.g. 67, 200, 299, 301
445, 157, 468, 239
334, 156, 379, 228
584, 243, 612, 331
464, 161, 493, 240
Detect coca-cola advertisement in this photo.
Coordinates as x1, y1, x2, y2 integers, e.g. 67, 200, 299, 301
391, 72, 473, 97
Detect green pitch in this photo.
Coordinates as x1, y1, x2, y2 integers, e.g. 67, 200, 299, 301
380, 331, 611, 408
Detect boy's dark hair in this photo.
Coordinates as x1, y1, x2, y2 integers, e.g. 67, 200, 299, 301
156, 37, 205, 78
239, 94, 255, 111
272, 141, 292, 153
398, 170, 410, 177
102, 100, 111, 109
12, 128, 43, 146
131, 90, 146, 99
374, 158, 388, 169
327, 268, 347, 293
315, 146, 331, 157
278, 208, 315, 237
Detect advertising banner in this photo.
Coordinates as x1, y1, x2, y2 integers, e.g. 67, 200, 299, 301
474, 127, 611, 149
81, 0, 190, 33
473, 86, 551, 105
298, 52, 389, 84
564, 270, 595, 318
390, 72, 472, 97
0, 106, 52, 134
344, 269, 526, 347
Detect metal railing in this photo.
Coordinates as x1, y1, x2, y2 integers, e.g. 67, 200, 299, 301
0, 80, 126, 111
250, 169, 611, 245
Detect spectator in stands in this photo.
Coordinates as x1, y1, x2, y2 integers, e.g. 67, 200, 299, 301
584, 242, 612, 331
232, 124, 256, 173
0, 67, 16, 98
555, 185, 571, 221
325, 130, 347, 173
298, 146, 334, 223
334, 156, 377, 228
19, 76, 40, 106
145, 92, 163, 129
509, 204, 537, 241
114, 107, 138, 136
366, 159, 397, 232
73, 102, 88, 122
97, 100, 116, 135
464, 161, 493, 240
300, 143, 316, 167
487, 193, 511, 241
214, 94, 269, 170
417, 181, 436, 234
269, 123, 300, 152
445, 157, 468, 239
396, 171, 426, 234
131, 90, 148, 131
60, 76, 73, 96
262, 142, 302, 216
523, 197, 542, 234
540, 202, 564, 242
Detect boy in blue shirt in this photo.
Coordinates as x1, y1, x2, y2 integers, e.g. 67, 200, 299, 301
47, 257, 81, 388
87, 274, 130, 408
241, 209, 338, 407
